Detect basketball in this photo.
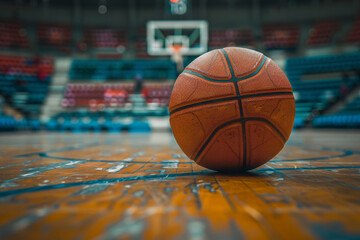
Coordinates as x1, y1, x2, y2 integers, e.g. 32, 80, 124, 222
169, 47, 295, 171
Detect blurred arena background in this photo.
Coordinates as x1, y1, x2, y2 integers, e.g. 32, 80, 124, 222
0, 0, 359, 132
1, 1, 360, 239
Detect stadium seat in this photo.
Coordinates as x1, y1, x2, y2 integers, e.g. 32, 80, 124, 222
69, 59, 177, 80
84, 28, 127, 49
62, 84, 134, 108
286, 53, 360, 128
37, 23, 72, 52
313, 93, 360, 128
209, 29, 255, 49
263, 25, 299, 50
307, 20, 340, 46
347, 16, 360, 44
0, 21, 30, 49
0, 55, 54, 117
128, 119, 151, 133
142, 84, 173, 107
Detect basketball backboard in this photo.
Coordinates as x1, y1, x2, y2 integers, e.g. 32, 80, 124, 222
147, 20, 208, 56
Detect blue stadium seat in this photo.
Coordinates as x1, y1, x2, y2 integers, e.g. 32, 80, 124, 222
286, 52, 360, 128
128, 119, 151, 133
312, 93, 360, 128
69, 59, 177, 80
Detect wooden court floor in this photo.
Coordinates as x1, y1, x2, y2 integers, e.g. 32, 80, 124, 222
0, 129, 359, 239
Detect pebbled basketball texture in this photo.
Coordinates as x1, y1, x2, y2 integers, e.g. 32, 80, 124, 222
169, 47, 295, 172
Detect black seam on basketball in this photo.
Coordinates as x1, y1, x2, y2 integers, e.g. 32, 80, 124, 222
220, 49, 244, 114
221, 48, 247, 170
221, 49, 236, 77
193, 117, 286, 163
242, 122, 247, 170
169, 92, 293, 115
182, 56, 267, 83
232, 77, 243, 116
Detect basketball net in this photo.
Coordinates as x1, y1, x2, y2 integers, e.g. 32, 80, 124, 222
170, 44, 184, 73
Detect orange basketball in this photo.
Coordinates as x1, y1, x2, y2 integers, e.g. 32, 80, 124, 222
169, 47, 295, 171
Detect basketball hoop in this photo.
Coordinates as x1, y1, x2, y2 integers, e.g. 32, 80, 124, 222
147, 20, 208, 56
170, 44, 184, 73
171, 44, 183, 53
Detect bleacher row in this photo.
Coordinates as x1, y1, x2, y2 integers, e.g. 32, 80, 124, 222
0, 114, 41, 132
45, 112, 151, 133
287, 53, 360, 128
0, 22, 29, 49
0, 112, 152, 133
62, 83, 172, 108
0, 55, 53, 116
69, 59, 177, 80
62, 84, 132, 108
209, 29, 255, 48
84, 28, 127, 48
3, 87, 359, 131
313, 93, 360, 128
263, 25, 299, 50
0, 50, 360, 131
307, 20, 339, 46
1, 18, 360, 55
313, 114, 360, 128
37, 24, 72, 53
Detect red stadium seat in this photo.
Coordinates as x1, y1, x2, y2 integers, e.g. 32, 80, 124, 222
37, 23, 72, 51
0, 22, 30, 49
209, 29, 255, 49
62, 84, 134, 108
135, 28, 153, 59
84, 28, 127, 49
307, 20, 340, 46
263, 25, 299, 49
142, 83, 173, 106
347, 17, 360, 44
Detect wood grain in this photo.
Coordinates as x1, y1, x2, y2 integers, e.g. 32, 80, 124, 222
0, 130, 359, 239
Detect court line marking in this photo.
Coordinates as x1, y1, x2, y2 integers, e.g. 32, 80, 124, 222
0, 165, 359, 198
0, 171, 214, 198
2, 134, 356, 200
287, 142, 360, 155
13, 142, 100, 159
270, 150, 353, 162
38, 152, 195, 164
11, 147, 352, 165
256, 165, 360, 172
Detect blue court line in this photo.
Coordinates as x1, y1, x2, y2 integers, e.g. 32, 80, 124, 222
38, 152, 195, 164
270, 150, 353, 162
254, 165, 360, 172
13, 149, 353, 166
37, 150, 353, 165
287, 142, 360, 155
0, 171, 214, 198
0, 165, 359, 198
183, 50, 267, 83
13, 142, 100, 159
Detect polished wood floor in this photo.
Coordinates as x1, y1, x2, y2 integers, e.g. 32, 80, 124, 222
0, 130, 359, 239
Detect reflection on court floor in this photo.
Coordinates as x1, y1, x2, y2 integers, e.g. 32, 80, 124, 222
0, 130, 359, 239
